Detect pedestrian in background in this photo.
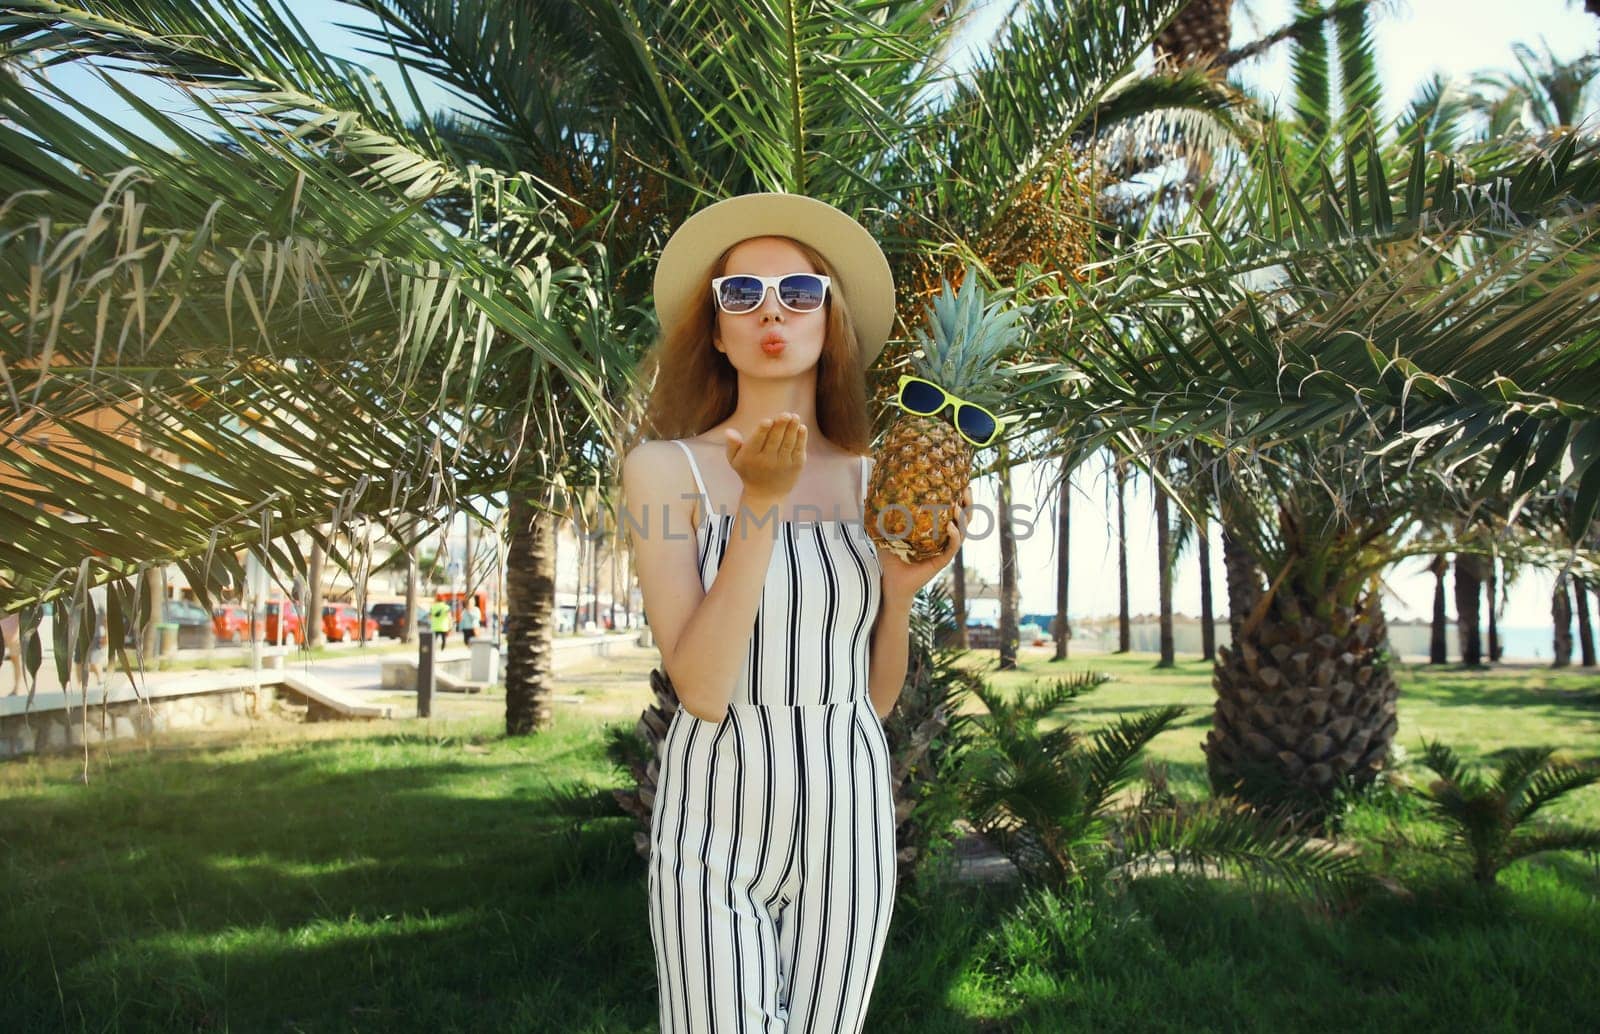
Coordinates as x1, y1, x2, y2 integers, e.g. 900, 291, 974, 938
428, 600, 452, 648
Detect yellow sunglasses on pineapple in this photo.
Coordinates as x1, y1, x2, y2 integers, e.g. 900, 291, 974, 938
893, 375, 1001, 448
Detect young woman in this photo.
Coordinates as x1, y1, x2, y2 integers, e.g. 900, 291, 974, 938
622, 193, 968, 1033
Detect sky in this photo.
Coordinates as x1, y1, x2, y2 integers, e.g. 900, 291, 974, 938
28, 0, 1600, 631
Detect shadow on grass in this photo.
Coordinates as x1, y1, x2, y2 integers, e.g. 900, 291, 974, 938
0, 732, 659, 1033
1397, 665, 1600, 715
6, 712, 1599, 1033
951, 870, 1600, 1034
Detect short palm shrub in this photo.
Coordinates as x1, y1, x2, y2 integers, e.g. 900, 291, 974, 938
960, 673, 1371, 904
1414, 739, 1600, 886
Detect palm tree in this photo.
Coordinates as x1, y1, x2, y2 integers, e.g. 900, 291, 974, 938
1575, 575, 1597, 667
950, 545, 969, 649
1553, 575, 1575, 668
1154, 452, 1176, 667
1486, 550, 1503, 662
1454, 553, 1486, 666
1052, 455, 1072, 661
1428, 554, 1450, 664
1416, 739, 1600, 887
1003, 4, 1600, 821
997, 439, 1020, 670
1195, 494, 1217, 661
15, 0, 1277, 713
1115, 457, 1133, 653
1, 1, 628, 727
1466, 38, 1600, 136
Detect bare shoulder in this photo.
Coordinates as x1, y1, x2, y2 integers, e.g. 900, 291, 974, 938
621, 440, 681, 504
621, 440, 693, 543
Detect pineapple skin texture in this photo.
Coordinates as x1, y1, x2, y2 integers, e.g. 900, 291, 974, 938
867, 413, 972, 562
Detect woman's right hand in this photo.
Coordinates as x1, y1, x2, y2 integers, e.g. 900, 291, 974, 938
725, 413, 806, 504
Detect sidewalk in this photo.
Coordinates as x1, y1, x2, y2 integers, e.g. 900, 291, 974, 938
3, 633, 642, 707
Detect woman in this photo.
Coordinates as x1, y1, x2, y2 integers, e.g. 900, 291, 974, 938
622, 193, 967, 1033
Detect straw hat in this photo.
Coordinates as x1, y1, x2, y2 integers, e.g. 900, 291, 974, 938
653, 192, 895, 369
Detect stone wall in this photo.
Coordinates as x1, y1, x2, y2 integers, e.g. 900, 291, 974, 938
0, 685, 280, 759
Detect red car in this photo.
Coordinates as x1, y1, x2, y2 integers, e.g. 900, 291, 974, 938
264, 601, 303, 645
322, 603, 378, 643
211, 604, 258, 644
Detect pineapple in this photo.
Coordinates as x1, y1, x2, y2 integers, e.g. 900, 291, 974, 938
868, 271, 1023, 563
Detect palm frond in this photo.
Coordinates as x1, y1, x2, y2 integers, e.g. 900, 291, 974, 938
1507, 758, 1600, 826
1505, 827, 1600, 864
4, 0, 462, 199
1329, 0, 1381, 144
1112, 797, 1372, 904
936, 0, 1187, 209
1081, 704, 1188, 808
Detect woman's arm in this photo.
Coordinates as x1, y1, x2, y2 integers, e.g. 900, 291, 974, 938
866, 590, 917, 719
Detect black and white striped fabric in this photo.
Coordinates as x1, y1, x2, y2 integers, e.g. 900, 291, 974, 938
648, 439, 896, 1033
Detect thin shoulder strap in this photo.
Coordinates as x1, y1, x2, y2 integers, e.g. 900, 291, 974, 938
860, 455, 871, 501
671, 440, 711, 520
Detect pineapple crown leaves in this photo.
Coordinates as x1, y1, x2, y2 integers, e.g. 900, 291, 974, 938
909, 265, 1028, 409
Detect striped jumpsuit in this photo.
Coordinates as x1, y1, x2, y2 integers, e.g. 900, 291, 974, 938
648, 439, 897, 1033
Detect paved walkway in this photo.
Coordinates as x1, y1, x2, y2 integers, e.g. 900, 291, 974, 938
3, 633, 640, 705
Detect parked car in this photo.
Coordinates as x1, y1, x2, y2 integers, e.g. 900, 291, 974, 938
322, 603, 377, 643
122, 599, 214, 648
368, 602, 412, 639
211, 603, 257, 643
966, 622, 1000, 650
263, 601, 303, 644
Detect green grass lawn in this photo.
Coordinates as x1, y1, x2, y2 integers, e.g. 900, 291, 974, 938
2, 646, 1597, 1032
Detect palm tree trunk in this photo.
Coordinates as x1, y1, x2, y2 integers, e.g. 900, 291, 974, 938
1552, 576, 1573, 668
1428, 554, 1448, 664
1053, 458, 1071, 661
1454, 554, 1483, 666
1116, 458, 1131, 653
1576, 576, 1596, 667
1486, 556, 1502, 662
141, 566, 163, 657
307, 532, 326, 648
464, 511, 475, 600
573, 507, 587, 628
998, 441, 1019, 670
1220, 521, 1258, 647
1155, 457, 1175, 668
1154, 0, 1234, 68
951, 546, 969, 649
593, 526, 605, 626
505, 491, 556, 735
1198, 508, 1216, 661
403, 519, 419, 644
1207, 503, 1399, 827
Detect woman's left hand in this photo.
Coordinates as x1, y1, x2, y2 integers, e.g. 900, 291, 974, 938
880, 485, 971, 605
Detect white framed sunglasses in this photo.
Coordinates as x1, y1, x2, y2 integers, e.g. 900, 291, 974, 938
710, 273, 831, 314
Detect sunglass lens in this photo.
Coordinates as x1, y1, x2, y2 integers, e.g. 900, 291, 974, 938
778, 274, 827, 311
900, 379, 945, 414
902, 380, 947, 412
956, 405, 997, 444
717, 275, 765, 312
